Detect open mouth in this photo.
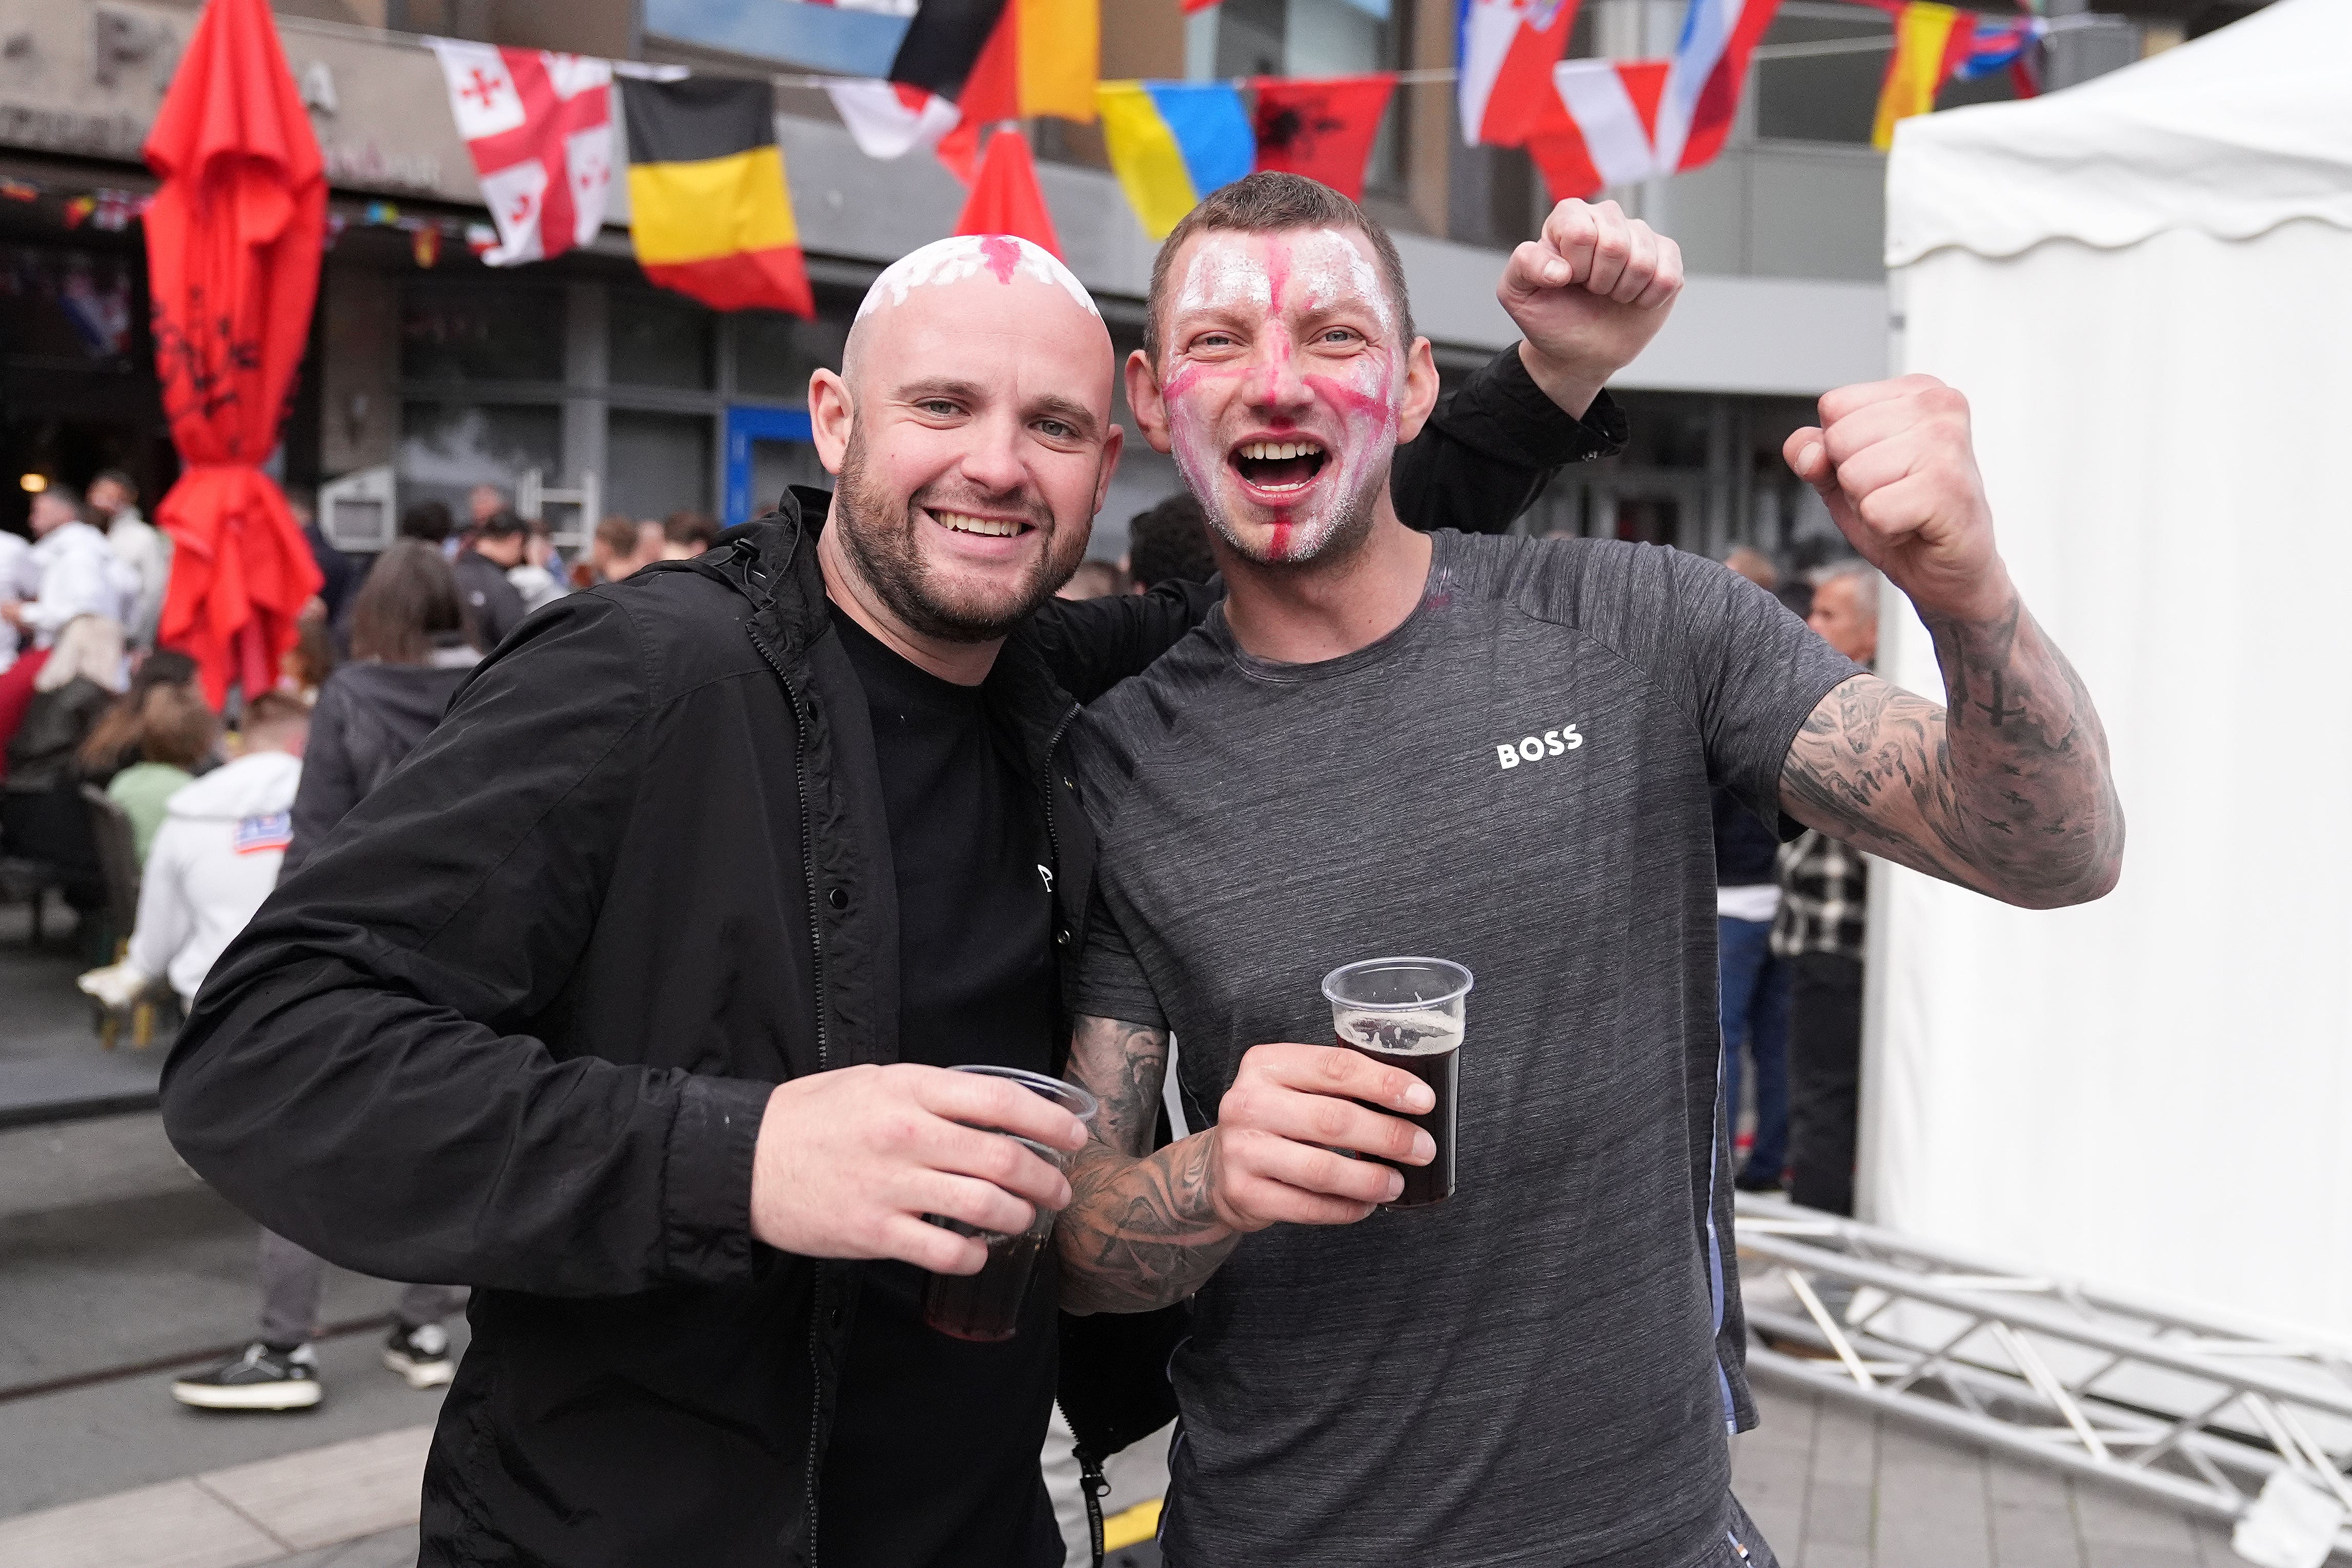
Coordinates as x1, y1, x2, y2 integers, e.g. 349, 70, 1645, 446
929, 509, 1032, 540
1230, 439, 1328, 496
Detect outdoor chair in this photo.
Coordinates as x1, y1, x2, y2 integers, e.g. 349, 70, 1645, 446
80, 785, 161, 1050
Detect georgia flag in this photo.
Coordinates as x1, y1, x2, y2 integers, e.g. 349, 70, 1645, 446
427, 40, 614, 267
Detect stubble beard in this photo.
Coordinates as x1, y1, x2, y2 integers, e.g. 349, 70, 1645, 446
831, 426, 1085, 643
1193, 450, 1387, 575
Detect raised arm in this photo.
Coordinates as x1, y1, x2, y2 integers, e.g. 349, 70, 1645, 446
1776, 376, 2124, 909
1059, 1014, 1435, 1315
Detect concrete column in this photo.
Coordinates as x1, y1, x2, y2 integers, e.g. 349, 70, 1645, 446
318, 262, 400, 477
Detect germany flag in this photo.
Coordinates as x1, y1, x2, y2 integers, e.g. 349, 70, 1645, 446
620, 76, 815, 317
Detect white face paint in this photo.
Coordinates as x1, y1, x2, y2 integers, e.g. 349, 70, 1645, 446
1171, 240, 1272, 327
857, 234, 1100, 321
1289, 228, 1397, 339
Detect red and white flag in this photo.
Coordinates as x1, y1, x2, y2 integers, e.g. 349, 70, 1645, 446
427, 40, 614, 267
822, 78, 961, 160
1527, 58, 1669, 197
1457, 0, 1582, 147
1651, 0, 1780, 173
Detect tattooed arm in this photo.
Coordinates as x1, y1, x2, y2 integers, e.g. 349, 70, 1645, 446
1058, 1015, 1433, 1315
1777, 377, 2124, 909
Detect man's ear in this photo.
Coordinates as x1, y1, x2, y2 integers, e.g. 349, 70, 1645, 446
809, 368, 854, 476
1124, 349, 1174, 456
1394, 337, 1441, 446
1092, 424, 1125, 517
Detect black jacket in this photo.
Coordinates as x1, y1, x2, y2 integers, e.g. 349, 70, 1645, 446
280, 646, 483, 881
451, 548, 529, 649
163, 352, 1624, 1567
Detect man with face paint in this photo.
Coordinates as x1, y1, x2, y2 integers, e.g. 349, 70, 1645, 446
1058, 174, 2122, 1568
157, 230, 1621, 1568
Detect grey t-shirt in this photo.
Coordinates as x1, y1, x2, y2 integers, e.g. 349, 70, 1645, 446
1069, 530, 1858, 1568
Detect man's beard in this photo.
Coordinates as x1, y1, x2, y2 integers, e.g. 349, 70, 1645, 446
830, 426, 1086, 642
1192, 450, 1385, 573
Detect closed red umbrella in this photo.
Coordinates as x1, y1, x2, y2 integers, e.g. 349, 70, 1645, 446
143, 0, 325, 707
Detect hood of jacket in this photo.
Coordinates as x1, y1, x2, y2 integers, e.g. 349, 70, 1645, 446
329, 653, 480, 732
166, 748, 302, 821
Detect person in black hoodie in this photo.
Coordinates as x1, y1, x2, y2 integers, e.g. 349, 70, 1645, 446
450, 509, 531, 650
170, 542, 481, 1413
159, 220, 1646, 1567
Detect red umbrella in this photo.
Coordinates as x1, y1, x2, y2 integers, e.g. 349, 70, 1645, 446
143, 0, 325, 707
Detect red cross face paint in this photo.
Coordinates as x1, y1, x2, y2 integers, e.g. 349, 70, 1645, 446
1157, 228, 1406, 566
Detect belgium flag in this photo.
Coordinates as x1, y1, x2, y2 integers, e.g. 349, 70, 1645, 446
620, 76, 815, 317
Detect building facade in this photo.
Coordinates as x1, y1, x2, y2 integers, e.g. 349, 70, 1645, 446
0, 0, 2177, 565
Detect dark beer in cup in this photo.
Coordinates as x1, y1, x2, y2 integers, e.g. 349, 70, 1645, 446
1321, 959, 1473, 1209
922, 1212, 1049, 1343
919, 1068, 1097, 1342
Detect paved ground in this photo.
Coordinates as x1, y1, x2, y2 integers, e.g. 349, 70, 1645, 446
0, 894, 168, 1129
1735, 1380, 2244, 1568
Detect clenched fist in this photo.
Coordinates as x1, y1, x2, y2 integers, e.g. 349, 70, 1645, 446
1499, 198, 1683, 419
751, 1063, 1090, 1274
1785, 374, 2011, 625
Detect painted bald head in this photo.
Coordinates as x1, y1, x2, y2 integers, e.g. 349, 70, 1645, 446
810, 235, 1124, 641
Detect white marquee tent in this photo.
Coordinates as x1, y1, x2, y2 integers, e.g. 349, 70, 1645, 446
1865, 0, 2352, 1341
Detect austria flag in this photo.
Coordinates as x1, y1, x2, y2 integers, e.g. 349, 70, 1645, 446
1456, 0, 1581, 147
1525, 58, 1668, 199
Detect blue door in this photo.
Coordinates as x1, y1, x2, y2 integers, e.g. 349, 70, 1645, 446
723, 405, 816, 525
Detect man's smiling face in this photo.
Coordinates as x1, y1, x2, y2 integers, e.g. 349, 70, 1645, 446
820, 236, 1121, 642
1139, 227, 1431, 568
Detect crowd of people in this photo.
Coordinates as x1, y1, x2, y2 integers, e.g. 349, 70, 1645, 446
6, 173, 2124, 1568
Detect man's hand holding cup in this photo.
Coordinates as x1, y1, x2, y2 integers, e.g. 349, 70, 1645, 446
1199, 1043, 1436, 1232
749, 1063, 1089, 1275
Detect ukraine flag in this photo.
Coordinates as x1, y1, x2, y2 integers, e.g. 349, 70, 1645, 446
620, 76, 816, 317
1097, 82, 1255, 241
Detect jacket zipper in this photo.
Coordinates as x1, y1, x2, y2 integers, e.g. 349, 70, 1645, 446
1041, 703, 1078, 929
745, 618, 829, 1567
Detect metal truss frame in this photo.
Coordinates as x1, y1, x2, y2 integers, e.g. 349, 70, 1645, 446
1734, 1198, 2352, 1560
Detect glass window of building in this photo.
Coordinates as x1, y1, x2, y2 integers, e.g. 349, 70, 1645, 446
400, 280, 565, 383
607, 409, 714, 520
397, 402, 562, 518
732, 297, 852, 402
608, 287, 717, 390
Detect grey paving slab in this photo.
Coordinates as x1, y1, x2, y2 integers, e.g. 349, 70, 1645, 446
0, 895, 170, 1127
264, 1526, 419, 1568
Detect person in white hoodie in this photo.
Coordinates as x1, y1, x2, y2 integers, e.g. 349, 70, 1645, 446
80, 692, 311, 1014
5, 485, 140, 649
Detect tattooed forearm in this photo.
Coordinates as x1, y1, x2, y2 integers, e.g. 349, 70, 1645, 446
1779, 593, 2124, 908
1058, 1014, 1240, 1314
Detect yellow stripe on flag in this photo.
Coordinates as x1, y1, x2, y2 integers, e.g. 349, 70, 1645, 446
1872, 1, 1962, 151
1103, 1497, 1163, 1552
1097, 82, 1199, 241
626, 144, 800, 267
1020, 0, 1099, 122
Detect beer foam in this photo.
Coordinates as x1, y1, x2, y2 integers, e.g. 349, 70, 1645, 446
1335, 1007, 1462, 1056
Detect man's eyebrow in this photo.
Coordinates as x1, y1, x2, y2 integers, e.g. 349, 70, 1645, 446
890, 377, 987, 404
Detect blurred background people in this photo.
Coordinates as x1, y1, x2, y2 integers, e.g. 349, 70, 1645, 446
661, 510, 721, 560
1723, 544, 1778, 592
1123, 492, 1218, 592
77, 649, 206, 784
2, 616, 128, 945
165, 543, 476, 1412
397, 499, 455, 552
453, 510, 530, 649
509, 517, 570, 613
468, 485, 508, 530
89, 470, 170, 651
78, 691, 309, 1024
587, 514, 663, 584
101, 683, 221, 865
0, 485, 139, 750
1056, 559, 1128, 600
1715, 781, 1791, 1194
288, 486, 358, 632
1774, 561, 1884, 1216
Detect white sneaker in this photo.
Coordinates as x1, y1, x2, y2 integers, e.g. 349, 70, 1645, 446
383, 1322, 455, 1390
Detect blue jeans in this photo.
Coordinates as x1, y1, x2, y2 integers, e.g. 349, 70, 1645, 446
1717, 915, 1791, 1184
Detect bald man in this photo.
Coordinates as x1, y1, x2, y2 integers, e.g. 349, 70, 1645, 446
158, 232, 1629, 1568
